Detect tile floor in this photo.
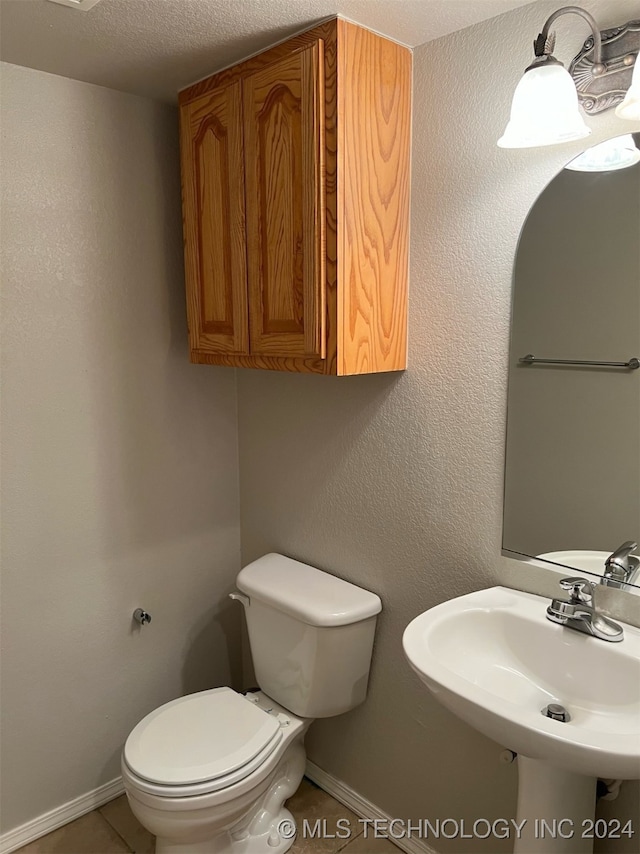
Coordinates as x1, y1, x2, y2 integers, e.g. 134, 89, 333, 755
15, 779, 400, 854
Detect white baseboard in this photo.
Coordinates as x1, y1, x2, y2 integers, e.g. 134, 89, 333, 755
0, 777, 124, 854
305, 760, 438, 854
1, 763, 435, 854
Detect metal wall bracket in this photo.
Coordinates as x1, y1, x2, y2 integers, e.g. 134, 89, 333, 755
570, 20, 640, 114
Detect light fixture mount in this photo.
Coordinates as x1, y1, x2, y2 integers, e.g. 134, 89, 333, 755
530, 7, 606, 75
570, 20, 640, 114
499, 7, 640, 148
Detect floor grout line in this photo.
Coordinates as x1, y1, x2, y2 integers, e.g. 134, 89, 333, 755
337, 826, 365, 852
94, 809, 135, 854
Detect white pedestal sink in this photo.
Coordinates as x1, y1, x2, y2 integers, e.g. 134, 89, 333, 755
402, 587, 640, 854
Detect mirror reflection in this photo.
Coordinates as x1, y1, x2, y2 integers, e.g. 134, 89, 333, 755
503, 134, 640, 592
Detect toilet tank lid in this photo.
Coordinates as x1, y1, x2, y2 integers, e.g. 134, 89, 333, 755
236, 554, 382, 627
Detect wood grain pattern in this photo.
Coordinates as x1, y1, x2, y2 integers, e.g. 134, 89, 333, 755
191, 350, 326, 373
337, 20, 411, 375
243, 40, 325, 359
319, 21, 338, 375
180, 82, 249, 354
179, 18, 410, 375
179, 21, 337, 107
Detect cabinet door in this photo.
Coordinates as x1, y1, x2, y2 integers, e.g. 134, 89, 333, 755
180, 82, 249, 355
243, 41, 325, 359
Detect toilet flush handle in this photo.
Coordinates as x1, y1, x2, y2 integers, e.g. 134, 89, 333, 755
229, 592, 250, 609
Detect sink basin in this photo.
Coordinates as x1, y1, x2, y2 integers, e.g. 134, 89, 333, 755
537, 550, 640, 595
402, 586, 640, 780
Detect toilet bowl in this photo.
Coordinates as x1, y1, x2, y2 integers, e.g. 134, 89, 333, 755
122, 690, 310, 854
122, 554, 382, 854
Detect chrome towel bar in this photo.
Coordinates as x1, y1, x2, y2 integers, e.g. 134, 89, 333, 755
519, 354, 639, 370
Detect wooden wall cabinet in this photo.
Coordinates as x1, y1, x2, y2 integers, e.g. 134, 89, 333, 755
179, 18, 411, 374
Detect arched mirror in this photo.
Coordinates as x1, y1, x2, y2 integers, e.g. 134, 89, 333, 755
503, 133, 640, 593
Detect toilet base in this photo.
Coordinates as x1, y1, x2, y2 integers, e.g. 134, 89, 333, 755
155, 806, 297, 854
130, 738, 307, 854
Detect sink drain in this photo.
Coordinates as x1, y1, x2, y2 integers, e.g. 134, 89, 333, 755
542, 703, 571, 722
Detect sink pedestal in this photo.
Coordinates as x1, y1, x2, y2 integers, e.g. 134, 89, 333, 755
514, 757, 596, 854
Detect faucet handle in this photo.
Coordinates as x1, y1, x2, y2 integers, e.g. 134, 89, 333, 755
605, 541, 637, 566
559, 577, 594, 605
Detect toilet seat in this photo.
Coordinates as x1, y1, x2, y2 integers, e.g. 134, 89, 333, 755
123, 687, 283, 797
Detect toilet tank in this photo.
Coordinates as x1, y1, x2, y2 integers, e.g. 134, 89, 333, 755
235, 554, 382, 718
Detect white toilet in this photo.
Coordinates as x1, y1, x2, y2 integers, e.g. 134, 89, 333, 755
121, 553, 382, 854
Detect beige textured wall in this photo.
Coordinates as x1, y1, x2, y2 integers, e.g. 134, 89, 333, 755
0, 63, 241, 833
237, 2, 640, 852
504, 162, 640, 559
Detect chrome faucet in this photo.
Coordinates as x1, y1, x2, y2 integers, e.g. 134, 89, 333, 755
546, 577, 624, 642
602, 541, 639, 590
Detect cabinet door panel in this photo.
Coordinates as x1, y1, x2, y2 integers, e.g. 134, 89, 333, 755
243, 41, 325, 358
181, 83, 249, 354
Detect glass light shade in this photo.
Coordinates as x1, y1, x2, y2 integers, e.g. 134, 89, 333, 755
615, 55, 640, 121
498, 63, 591, 148
565, 134, 640, 172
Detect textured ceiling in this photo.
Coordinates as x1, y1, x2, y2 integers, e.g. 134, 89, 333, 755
0, 0, 538, 102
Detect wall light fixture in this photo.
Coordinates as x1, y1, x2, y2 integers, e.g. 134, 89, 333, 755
616, 52, 640, 120
564, 133, 640, 171
498, 9, 640, 149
